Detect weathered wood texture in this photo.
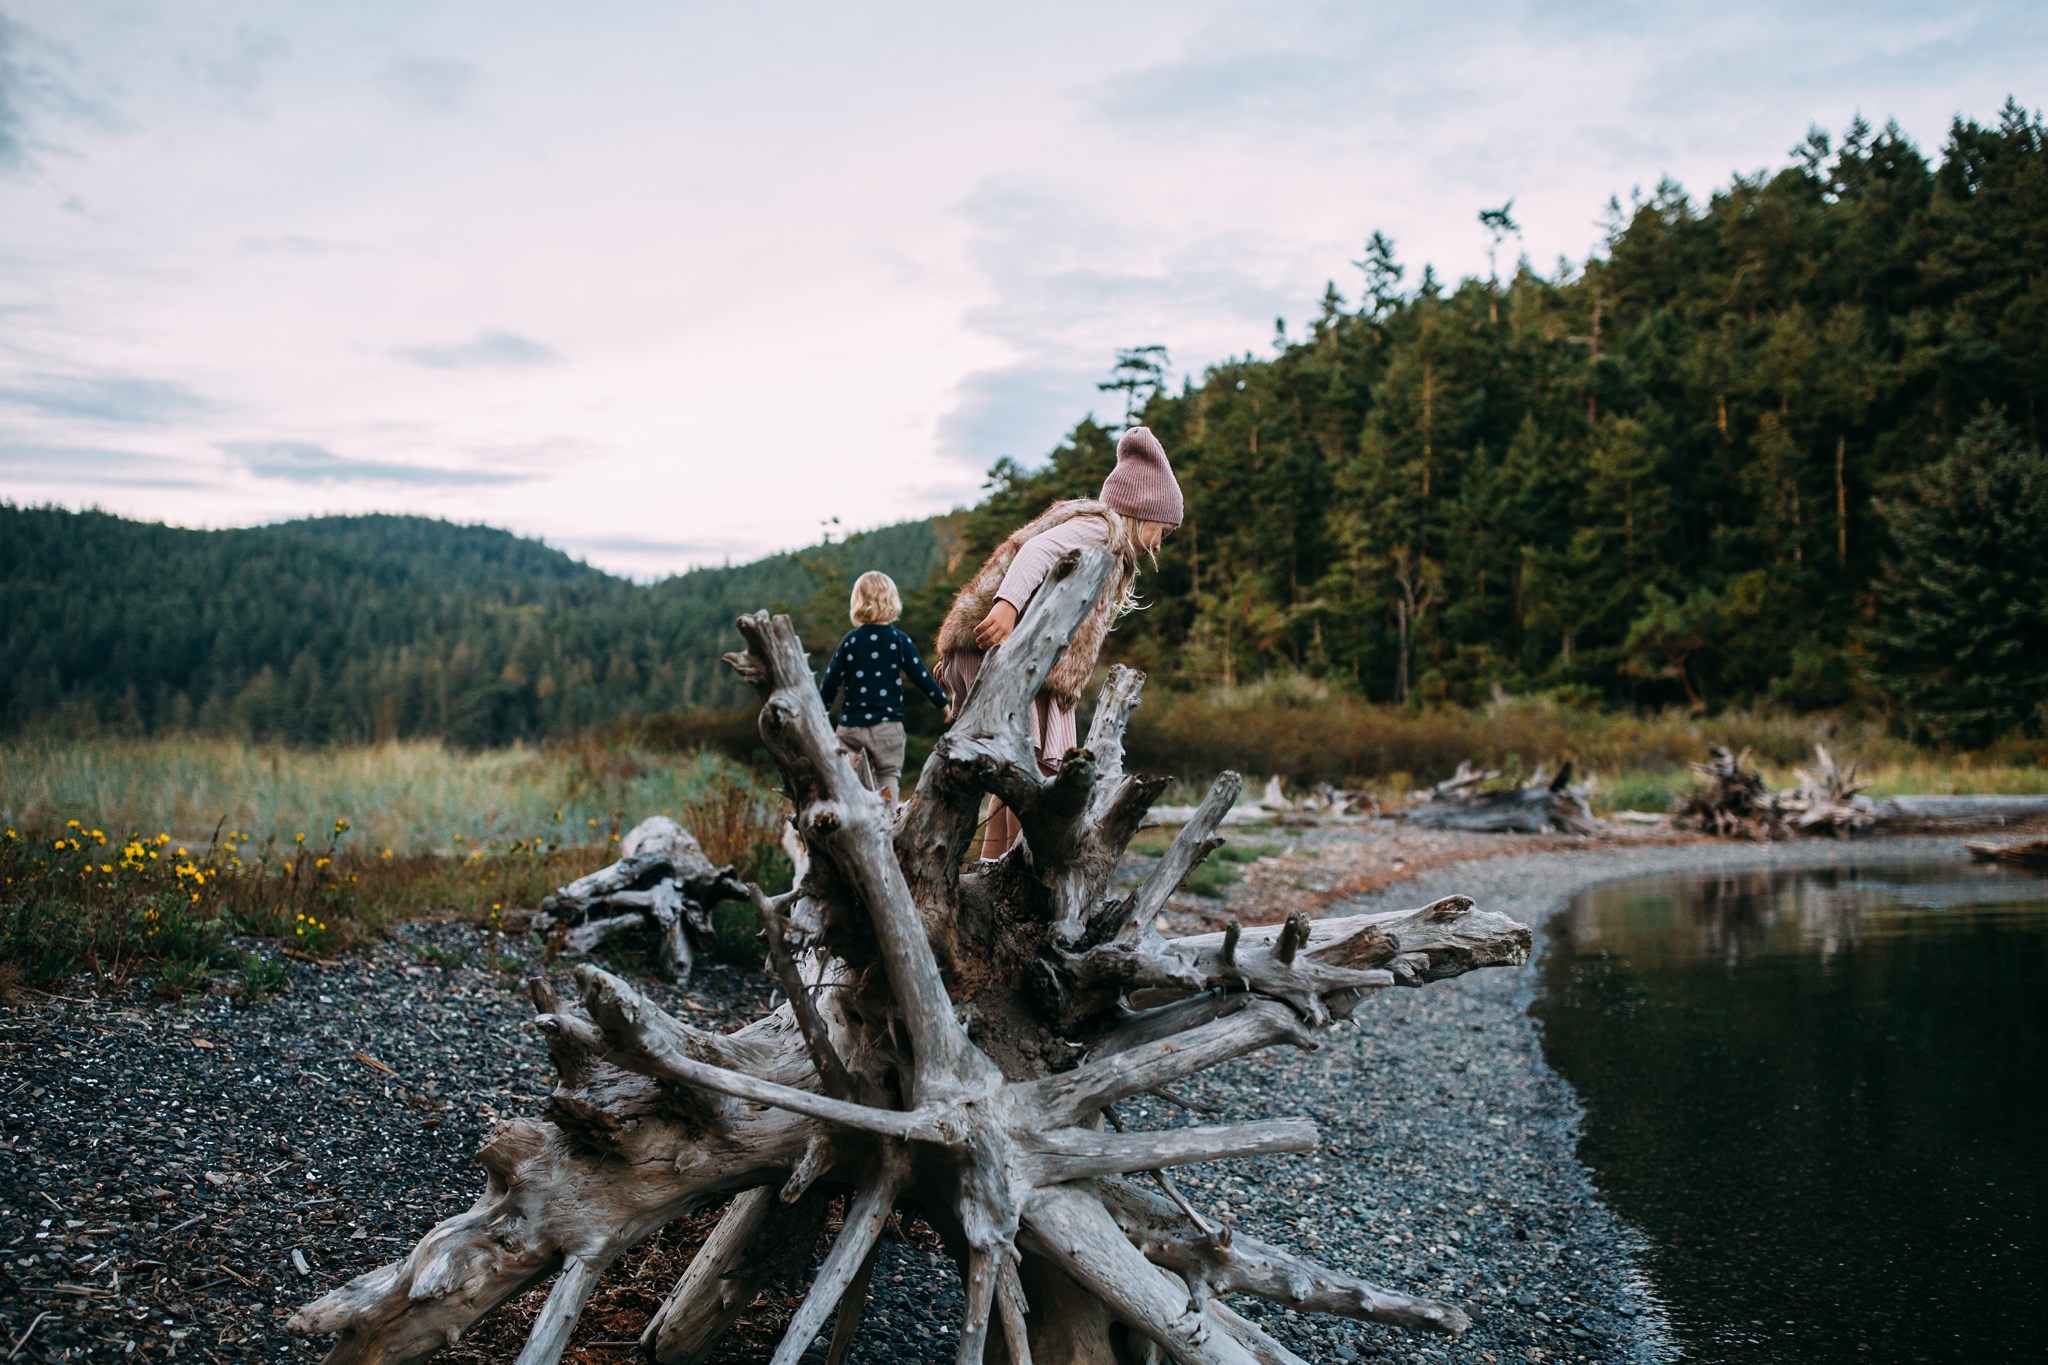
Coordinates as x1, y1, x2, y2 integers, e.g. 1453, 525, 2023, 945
1877, 795, 2048, 826
1403, 762, 1602, 835
290, 547, 1530, 1365
1964, 836, 2048, 865
531, 816, 748, 981
1675, 744, 2048, 840
1778, 745, 1875, 836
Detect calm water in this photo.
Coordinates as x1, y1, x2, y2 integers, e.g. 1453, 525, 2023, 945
1534, 861, 2048, 1364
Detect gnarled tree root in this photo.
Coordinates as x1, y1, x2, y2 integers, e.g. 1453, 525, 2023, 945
292, 548, 1530, 1365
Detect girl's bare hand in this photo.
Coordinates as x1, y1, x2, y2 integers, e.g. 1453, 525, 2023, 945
973, 601, 1018, 649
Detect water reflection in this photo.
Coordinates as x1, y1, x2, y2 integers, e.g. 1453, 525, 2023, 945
1536, 860, 2048, 1365
1557, 862, 2048, 967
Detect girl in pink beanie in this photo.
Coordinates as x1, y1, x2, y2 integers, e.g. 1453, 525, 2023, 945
936, 427, 1182, 857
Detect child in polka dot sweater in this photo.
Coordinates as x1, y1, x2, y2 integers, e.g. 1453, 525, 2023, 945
819, 571, 951, 802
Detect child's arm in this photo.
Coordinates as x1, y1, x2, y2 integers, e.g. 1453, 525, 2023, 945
895, 629, 950, 713
977, 517, 1111, 647
818, 635, 851, 708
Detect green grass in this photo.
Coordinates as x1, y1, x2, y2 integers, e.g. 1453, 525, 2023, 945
1180, 862, 1241, 898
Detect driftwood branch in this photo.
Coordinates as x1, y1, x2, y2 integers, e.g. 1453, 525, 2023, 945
1403, 761, 1601, 834
291, 549, 1531, 1365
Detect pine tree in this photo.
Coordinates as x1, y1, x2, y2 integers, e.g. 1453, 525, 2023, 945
1868, 410, 2048, 744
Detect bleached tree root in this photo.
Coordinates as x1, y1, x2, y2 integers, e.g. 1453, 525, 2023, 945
291, 547, 1530, 1365
532, 816, 749, 981
1779, 744, 1876, 835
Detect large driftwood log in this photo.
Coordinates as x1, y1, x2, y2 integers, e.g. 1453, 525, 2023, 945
531, 816, 748, 981
1875, 795, 2048, 826
290, 547, 1530, 1365
1964, 836, 2048, 866
1403, 762, 1602, 835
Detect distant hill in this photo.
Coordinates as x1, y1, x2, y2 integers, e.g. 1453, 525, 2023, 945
0, 507, 949, 744
8, 105, 2044, 746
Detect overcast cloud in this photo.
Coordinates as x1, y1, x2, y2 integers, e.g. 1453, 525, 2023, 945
0, 1, 2041, 577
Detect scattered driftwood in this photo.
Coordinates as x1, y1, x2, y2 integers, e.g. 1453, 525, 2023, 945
1672, 746, 1785, 840
1677, 744, 2048, 841
531, 816, 749, 982
1416, 761, 1498, 803
1964, 836, 2048, 866
1148, 776, 1374, 828
291, 547, 1530, 1365
1778, 746, 1876, 836
1403, 762, 1602, 835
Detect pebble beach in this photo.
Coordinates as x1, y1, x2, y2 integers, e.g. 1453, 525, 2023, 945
0, 828, 1988, 1363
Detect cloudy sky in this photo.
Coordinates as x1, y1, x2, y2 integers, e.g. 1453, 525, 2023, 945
3, 2, 2042, 576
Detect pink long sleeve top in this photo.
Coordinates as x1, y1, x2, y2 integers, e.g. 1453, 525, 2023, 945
993, 516, 1111, 616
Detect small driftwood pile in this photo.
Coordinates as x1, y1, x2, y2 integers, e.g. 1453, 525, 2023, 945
1671, 746, 1786, 840
1964, 836, 2048, 866
531, 816, 749, 982
1402, 761, 1602, 835
1778, 746, 1876, 835
290, 547, 1530, 1365
1675, 745, 1881, 841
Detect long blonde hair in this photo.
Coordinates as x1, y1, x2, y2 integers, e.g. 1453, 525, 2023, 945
1102, 511, 1171, 616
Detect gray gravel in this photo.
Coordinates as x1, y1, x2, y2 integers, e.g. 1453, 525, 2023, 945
1, 924, 774, 1362
3, 833, 1981, 1364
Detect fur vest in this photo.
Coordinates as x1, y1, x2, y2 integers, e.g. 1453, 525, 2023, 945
937, 499, 1137, 709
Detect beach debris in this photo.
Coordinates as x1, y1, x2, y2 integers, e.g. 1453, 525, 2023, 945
532, 815, 749, 983
289, 548, 1529, 1365
1963, 835, 2048, 866
1672, 746, 1786, 840
1403, 761, 1604, 835
1150, 775, 1375, 827
1778, 745, 1877, 835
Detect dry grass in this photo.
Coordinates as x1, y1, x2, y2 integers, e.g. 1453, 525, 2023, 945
0, 737, 794, 994
1122, 679, 2048, 801
0, 735, 765, 852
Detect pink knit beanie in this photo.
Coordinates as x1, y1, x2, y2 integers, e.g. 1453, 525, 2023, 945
1099, 426, 1183, 526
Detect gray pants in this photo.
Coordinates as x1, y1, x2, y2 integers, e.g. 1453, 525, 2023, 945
836, 721, 906, 797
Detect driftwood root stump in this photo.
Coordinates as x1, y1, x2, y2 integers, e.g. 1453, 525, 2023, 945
290, 547, 1532, 1365
532, 816, 751, 982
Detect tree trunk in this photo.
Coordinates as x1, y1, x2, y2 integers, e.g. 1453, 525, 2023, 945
289, 547, 1530, 1365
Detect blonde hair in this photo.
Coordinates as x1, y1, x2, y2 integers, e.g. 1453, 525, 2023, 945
849, 570, 902, 625
1102, 511, 1172, 616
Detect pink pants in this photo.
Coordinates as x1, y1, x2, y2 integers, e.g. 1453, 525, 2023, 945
940, 650, 1077, 857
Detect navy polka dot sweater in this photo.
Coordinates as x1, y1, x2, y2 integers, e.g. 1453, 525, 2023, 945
819, 624, 949, 727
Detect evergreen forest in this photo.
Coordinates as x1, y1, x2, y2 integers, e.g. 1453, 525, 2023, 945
5, 103, 2046, 748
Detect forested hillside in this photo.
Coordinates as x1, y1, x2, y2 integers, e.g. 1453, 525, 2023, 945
916, 103, 2048, 742
7, 104, 2045, 747
0, 509, 945, 743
